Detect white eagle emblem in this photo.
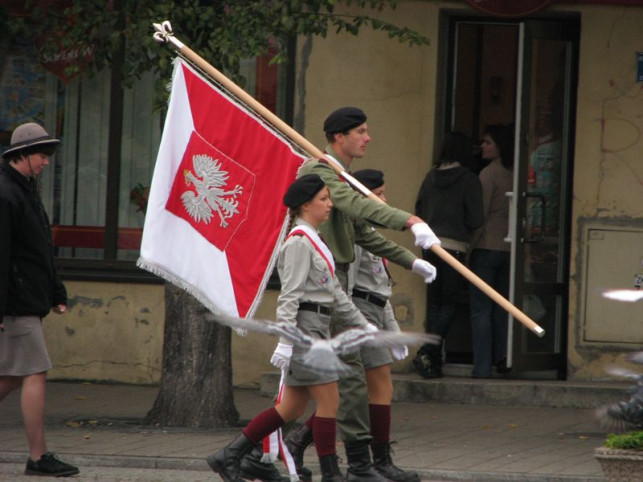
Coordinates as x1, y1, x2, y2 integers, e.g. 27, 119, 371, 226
181, 154, 243, 227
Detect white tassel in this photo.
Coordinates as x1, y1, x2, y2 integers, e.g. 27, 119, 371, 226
260, 451, 278, 463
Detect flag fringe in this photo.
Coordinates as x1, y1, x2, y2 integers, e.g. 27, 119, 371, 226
136, 256, 245, 335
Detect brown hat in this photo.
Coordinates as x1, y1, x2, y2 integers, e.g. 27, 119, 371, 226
3, 123, 60, 159
283, 174, 326, 208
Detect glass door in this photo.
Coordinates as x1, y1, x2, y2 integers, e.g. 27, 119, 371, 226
508, 20, 578, 377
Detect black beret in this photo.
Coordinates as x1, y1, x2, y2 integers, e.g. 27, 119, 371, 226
283, 174, 326, 209
352, 169, 384, 190
323, 107, 367, 134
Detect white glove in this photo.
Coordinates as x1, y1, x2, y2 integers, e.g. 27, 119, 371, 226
270, 342, 293, 370
391, 345, 409, 361
411, 223, 441, 250
364, 323, 379, 334
412, 259, 437, 283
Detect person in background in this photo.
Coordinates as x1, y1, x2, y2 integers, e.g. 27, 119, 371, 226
469, 124, 514, 379
413, 131, 484, 378
0, 122, 80, 477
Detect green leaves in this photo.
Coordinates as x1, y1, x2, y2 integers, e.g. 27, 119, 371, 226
12, 0, 429, 100
605, 431, 643, 451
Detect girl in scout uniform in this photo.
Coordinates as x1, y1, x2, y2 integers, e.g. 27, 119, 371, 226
207, 174, 375, 482
347, 169, 421, 482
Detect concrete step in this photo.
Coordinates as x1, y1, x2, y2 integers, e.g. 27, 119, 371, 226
260, 369, 631, 409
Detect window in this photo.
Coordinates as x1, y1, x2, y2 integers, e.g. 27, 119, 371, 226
0, 31, 293, 282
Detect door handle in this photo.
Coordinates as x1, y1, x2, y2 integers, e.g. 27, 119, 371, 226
522, 192, 546, 243
504, 191, 515, 244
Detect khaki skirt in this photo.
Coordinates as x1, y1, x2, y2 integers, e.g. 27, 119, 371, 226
0, 316, 52, 376
286, 310, 339, 387
353, 298, 393, 369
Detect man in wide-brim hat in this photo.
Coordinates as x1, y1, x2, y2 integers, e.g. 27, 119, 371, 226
0, 123, 79, 476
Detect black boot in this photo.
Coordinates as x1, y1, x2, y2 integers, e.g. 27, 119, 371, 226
284, 423, 314, 481
371, 442, 420, 482
239, 444, 291, 482
344, 440, 389, 481
206, 433, 254, 482
319, 454, 346, 482
413, 345, 443, 379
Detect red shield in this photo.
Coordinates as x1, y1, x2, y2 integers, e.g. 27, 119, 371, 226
165, 131, 255, 251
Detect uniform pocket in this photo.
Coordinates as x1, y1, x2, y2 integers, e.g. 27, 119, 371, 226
312, 258, 328, 272
311, 258, 331, 287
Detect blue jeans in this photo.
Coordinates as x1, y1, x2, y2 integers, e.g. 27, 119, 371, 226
469, 249, 510, 377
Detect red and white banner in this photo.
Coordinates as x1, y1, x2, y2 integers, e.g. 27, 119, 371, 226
138, 59, 306, 318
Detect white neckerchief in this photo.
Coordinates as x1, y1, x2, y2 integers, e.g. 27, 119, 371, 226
288, 223, 335, 277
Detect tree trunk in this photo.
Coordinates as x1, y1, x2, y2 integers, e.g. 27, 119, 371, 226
146, 284, 239, 428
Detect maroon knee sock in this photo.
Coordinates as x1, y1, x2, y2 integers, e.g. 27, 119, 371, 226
369, 404, 391, 444
242, 407, 285, 444
305, 412, 315, 429
312, 416, 336, 457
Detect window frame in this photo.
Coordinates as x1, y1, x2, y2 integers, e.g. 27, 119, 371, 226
55, 38, 296, 283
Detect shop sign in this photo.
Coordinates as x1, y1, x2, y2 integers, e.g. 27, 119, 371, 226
2, 0, 96, 82
35, 35, 95, 83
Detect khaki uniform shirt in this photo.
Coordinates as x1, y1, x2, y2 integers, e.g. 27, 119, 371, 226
348, 243, 400, 332
276, 219, 369, 335
297, 146, 417, 269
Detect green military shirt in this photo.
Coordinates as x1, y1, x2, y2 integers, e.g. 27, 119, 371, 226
297, 145, 416, 269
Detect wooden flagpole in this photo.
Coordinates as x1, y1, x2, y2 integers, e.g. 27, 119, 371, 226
152, 21, 545, 338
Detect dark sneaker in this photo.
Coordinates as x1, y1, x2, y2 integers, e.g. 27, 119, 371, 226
25, 452, 79, 477
413, 352, 443, 379
412, 352, 429, 374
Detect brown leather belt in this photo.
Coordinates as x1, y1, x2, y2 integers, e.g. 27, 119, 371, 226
299, 302, 332, 316
352, 288, 387, 308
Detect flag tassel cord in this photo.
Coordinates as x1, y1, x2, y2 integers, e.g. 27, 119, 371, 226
151, 20, 545, 338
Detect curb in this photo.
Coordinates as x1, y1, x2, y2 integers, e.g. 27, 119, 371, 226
0, 452, 605, 482
260, 373, 628, 409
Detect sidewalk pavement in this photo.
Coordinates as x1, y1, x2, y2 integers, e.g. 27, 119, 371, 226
0, 380, 608, 481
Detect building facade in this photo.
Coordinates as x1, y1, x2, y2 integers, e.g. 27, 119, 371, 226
1, 0, 641, 386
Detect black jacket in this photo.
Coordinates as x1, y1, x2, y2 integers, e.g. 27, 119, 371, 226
0, 162, 66, 319
415, 166, 484, 243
